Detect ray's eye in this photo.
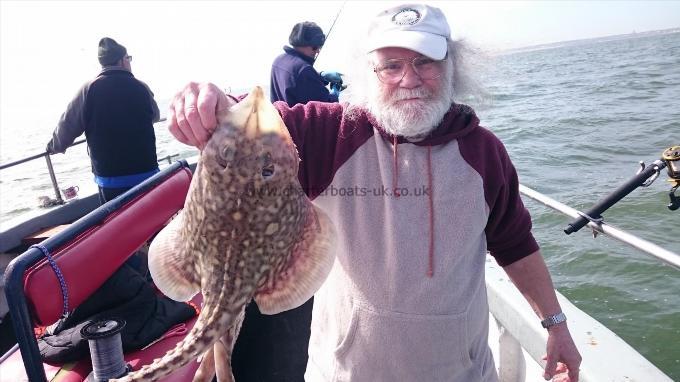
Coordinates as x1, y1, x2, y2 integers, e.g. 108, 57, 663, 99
262, 165, 275, 178
262, 152, 275, 178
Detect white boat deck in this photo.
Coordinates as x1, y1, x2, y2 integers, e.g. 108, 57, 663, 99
488, 312, 545, 381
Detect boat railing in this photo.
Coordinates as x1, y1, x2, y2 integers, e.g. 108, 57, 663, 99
0, 119, 169, 205
487, 184, 677, 381
519, 184, 680, 270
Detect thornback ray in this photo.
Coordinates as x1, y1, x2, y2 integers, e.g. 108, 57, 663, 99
112, 86, 336, 382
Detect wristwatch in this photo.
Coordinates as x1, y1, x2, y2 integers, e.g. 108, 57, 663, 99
541, 312, 567, 329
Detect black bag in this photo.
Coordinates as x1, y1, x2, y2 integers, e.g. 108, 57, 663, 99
37, 264, 196, 363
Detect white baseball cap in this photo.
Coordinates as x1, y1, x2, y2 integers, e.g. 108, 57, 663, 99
365, 3, 451, 60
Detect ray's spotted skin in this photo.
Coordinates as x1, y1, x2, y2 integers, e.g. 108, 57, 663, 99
113, 87, 336, 382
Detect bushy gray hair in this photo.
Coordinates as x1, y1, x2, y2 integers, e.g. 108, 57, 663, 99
447, 39, 492, 107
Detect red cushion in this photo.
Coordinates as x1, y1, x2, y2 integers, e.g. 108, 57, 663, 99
23, 167, 192, 326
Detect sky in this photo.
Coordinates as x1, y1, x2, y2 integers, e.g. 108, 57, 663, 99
1, 0, 679, 157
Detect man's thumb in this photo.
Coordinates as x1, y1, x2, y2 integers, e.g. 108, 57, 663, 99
543, 353, 557, 380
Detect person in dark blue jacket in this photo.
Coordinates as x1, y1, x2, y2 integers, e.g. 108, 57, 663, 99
269, 21, 341, 105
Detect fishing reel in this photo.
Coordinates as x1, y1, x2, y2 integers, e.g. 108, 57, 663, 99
564, 145, 680, 235
663, 145, 680, 210
82, 319, 130, 381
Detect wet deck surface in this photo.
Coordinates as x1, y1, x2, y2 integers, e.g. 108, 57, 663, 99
21, 224, 70, 246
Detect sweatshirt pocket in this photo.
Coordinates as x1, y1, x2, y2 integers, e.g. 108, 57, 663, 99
333, 301, 473, 382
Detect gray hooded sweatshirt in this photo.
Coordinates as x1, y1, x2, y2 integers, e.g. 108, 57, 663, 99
272, 100, 538, 382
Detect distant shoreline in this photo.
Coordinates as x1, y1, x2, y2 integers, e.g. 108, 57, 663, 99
495, 27, 680, 55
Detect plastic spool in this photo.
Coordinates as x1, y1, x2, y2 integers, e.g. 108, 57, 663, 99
81, 319, 129, 381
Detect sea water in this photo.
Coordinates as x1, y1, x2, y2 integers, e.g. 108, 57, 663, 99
478, 31, 680, 378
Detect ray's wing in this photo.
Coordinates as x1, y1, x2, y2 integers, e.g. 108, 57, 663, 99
255, 204, 337, 314
148, 210, 201, 301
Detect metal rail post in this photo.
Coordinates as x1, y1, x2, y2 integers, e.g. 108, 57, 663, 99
45, 154, 64, 204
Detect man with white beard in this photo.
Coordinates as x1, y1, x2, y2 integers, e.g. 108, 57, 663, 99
167, 3, 581, 382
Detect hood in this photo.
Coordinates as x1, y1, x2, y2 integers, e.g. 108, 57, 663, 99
370, 103, 480, 146
283, 45, 316, 65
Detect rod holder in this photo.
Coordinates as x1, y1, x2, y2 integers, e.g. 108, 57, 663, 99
564, 159, 667, 235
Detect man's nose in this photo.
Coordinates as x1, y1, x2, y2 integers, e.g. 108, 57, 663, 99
399, 64, 423, 88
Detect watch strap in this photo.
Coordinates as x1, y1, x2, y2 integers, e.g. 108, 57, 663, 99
541, 312, 567, 329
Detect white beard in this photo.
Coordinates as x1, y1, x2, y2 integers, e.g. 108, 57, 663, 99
365, 62, 455, 139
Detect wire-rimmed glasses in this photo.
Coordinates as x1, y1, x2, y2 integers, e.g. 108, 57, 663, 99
373, 56, 445, 84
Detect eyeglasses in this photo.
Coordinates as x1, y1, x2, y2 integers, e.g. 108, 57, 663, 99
125, 55, 132, 62
373, 56, 445, 84
311, 46, 321, 52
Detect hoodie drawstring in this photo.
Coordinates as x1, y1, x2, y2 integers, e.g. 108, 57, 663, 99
426, 146, 434, 277
392, 136, 400, 197
391, 137, 435, 277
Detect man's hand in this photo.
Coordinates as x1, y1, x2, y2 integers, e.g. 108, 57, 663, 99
543, 325, 581, 381
320, 71, 343, 85
167, 82, 235, 150
502, 252, 582, 381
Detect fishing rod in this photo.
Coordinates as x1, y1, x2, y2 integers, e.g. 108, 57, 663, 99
564, 145, 680, 235
315, 0, 347, 64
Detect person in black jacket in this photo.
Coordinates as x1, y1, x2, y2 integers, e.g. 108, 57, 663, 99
269, 21, 343, 106
46, 37, 161, 204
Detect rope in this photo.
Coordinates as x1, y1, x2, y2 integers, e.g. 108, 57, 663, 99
30, 244, 69, 316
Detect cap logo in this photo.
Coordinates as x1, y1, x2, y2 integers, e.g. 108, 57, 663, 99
391, 8, 421, 26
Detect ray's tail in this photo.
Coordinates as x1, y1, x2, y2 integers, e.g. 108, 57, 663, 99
111, 263, 249, 381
